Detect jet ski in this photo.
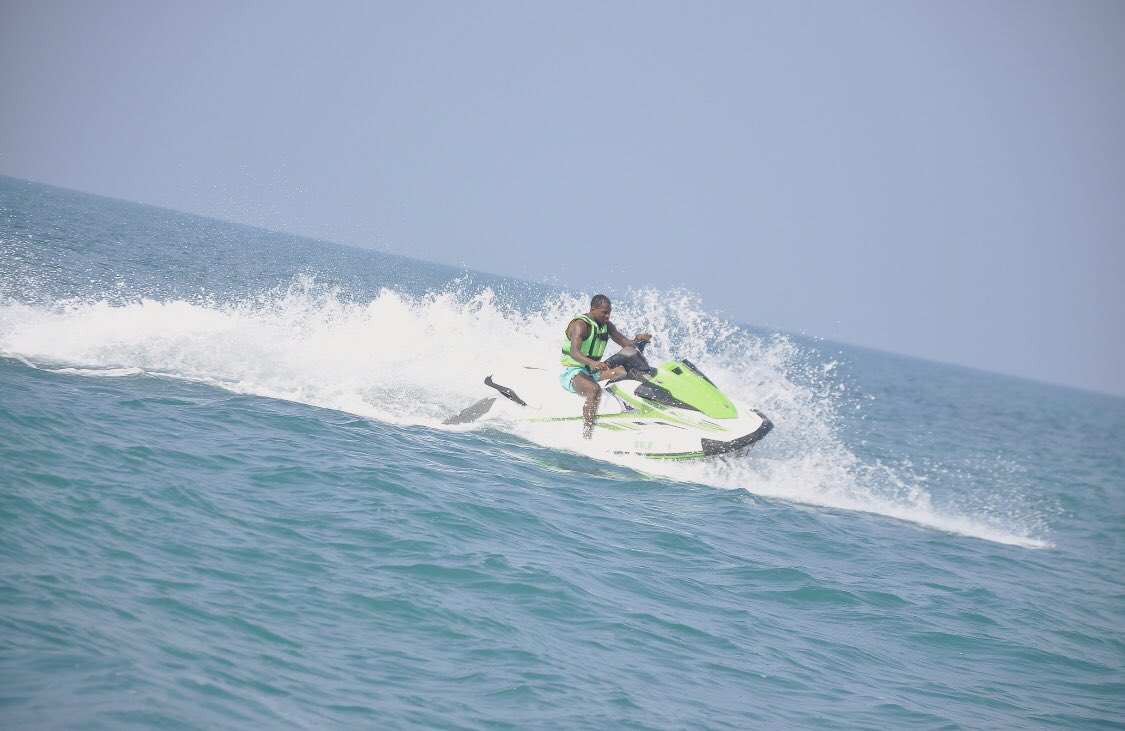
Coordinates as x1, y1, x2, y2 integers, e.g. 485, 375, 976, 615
445, 343, 772, 461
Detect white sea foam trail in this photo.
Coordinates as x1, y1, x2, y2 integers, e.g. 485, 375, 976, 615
0, 277, 1048, 548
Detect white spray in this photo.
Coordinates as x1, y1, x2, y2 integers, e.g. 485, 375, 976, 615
0, 276, 1048, 547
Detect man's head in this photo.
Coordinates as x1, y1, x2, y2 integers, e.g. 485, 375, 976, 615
589, 294, 612, 324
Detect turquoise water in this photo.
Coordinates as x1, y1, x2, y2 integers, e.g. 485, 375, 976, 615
2, 176, 1123, 728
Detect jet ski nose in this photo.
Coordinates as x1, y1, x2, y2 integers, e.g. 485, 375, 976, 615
700, 412, 773, 456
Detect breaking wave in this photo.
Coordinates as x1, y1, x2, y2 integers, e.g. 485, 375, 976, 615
0, 276, 1049, 547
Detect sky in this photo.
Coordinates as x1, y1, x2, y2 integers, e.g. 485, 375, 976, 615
2, 0, 1123, 395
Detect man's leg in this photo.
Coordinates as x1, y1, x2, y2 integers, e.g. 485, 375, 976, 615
571, 373, 602, 439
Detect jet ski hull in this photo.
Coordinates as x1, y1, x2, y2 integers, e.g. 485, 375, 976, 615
447, 361, 773, 461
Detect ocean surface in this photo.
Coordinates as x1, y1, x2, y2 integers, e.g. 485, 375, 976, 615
1, 176, 1123, 729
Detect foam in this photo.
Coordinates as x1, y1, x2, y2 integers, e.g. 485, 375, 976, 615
0, 277, 1049, 548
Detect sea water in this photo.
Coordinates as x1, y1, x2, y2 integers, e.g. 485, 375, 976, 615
1, 176, 1122, 728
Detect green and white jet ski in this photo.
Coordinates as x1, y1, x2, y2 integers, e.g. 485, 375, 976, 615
446, 343, 772, 461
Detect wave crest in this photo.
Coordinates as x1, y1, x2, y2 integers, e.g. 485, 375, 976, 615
0, 276, 1049, 547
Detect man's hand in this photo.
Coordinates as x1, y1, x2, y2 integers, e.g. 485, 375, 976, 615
634, 333, 652, 344
591, 360, 610, 372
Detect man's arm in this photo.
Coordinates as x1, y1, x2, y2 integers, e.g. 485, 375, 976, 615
567, 320, 608, 371
607, 322, 652, 348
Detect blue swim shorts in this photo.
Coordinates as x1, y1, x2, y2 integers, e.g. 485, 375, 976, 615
560, 366, 603, 393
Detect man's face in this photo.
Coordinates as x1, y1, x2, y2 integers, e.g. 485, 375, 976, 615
590, 303, 612, 324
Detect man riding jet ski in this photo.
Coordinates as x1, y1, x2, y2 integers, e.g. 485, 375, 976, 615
445, 296, 773, 461
559, 294, 653, 439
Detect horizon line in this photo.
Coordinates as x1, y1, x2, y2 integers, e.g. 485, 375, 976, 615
3, 171, 1121, 401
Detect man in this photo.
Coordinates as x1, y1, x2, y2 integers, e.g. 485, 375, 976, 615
560, 294, 652, 439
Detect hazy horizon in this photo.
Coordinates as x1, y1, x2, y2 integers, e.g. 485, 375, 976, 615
2, 1, 1122, 395
6, 172, 1119, 400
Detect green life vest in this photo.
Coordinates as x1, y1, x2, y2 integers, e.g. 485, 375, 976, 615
560, 314, 609, 367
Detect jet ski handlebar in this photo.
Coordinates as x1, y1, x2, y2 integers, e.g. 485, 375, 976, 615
605, 339, 657, 379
